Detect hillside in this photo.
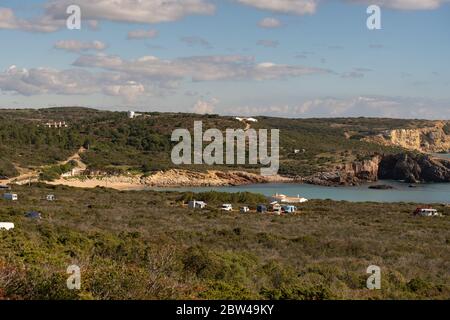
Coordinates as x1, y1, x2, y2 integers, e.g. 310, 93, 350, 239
0, 107, 448, 185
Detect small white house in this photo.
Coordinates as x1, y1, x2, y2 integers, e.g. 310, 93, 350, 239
3, 193, 18, 201
128, 111, 136, 119
0, 222, 14, 230
46, 194, 56, 201
188, 200, 207, 209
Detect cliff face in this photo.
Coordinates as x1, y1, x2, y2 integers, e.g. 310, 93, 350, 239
305, 152, 450, 185
363, 121, 450, 153
379, 153, 450, 183
304, 155, 381, 186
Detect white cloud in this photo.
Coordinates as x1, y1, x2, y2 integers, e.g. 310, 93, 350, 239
256, 39, 279, 48
1, 0, 215, 33
127, 29, 159, 39
0, 65, 147, 102
236, 0, 319, 14
258, 17, 282, 28
180, 36, 212, 48
192, 97, 219, 114
0, 7, 62, 32
44, 0, 215, 24
73, 53, 330, 82
54, 40, 107, 52
229, 96, 450, 119
346, 0, 449, 10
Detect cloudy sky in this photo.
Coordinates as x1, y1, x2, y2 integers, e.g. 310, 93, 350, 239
0, 0, 449, 118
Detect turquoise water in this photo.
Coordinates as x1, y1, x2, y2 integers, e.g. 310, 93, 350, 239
433, 153, 450, 160
153, 180, 450, 204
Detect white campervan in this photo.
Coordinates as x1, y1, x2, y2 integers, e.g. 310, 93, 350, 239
3, 193, 18, 201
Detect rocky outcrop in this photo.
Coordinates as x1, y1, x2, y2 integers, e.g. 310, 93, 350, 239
304, 155, 381, 186
305, 152, 450, 186
363, 121, 450, 153
378, 153, 450, 183
142, 169, 293, 187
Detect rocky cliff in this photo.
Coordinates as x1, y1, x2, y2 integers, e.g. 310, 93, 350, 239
363, 121, 450, 153
305, 152, 450, 185
379, 153, 450, 183
304, 155, 381, 186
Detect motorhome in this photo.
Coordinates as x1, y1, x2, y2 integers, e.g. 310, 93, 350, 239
3, 193, 18, 201
221, 204, 233, 211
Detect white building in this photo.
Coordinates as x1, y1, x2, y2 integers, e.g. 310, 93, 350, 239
271, 193, 308, 203
235, 117, 258, 123
45, 121, 68, 128
46, 194, 56, 201
0, 222, 14, 230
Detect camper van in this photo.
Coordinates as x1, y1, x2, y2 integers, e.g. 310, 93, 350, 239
3, 193, 18, 201
240, 206, 250, 213
0, 222, 14, 230
188, 200, 206, 209
221, 204, 233, 211
414, 208, 440, 217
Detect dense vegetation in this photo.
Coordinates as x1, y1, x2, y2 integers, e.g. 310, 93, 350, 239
0, 107, 423, 179
0, 184, 448, 300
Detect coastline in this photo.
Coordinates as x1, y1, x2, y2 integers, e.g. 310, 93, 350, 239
46, 169, 296, 191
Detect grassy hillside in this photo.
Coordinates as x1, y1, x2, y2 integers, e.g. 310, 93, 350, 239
0, 107, 426, 178
0, 184, 449, 300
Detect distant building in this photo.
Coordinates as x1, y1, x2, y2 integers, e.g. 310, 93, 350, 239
46, 194, 56, 201
235, 117, 258, 123
128, 111, 144, 119
45, 121, 68, 128
271, 193, 308, 203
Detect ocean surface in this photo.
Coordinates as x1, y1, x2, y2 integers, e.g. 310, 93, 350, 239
152, 180, 450, 204
151, 154, 450, 204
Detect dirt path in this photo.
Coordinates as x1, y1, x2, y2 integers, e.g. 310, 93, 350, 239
0, 147, 87, 185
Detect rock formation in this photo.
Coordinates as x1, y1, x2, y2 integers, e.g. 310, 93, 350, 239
378, 153, 450, 183
363, 121, 450, 153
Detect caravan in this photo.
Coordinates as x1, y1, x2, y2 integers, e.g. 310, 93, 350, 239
3, 193, 18, 201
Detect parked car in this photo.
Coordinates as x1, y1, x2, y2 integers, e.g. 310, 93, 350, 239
257, 204, 267, 213
221, 204, 233, 211
240, 206, 250, 213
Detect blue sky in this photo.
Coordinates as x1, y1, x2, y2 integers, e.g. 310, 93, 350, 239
0, 0, 449, 118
